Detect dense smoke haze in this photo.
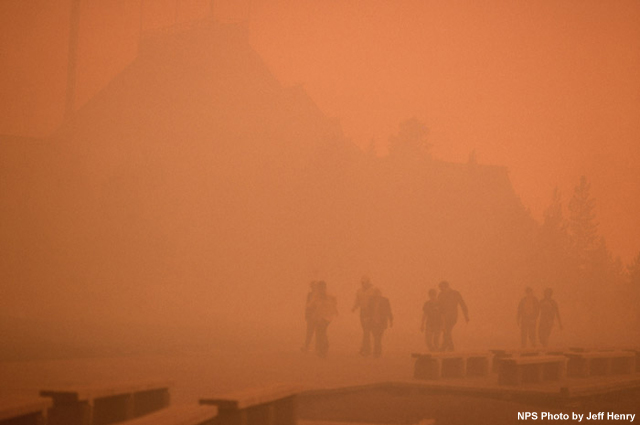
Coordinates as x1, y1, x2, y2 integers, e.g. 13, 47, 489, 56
1, 0, 639, 364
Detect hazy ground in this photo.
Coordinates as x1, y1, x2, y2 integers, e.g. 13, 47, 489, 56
0, 319, 626, 403
0, 347, 415, 404
3, 344, 639, 424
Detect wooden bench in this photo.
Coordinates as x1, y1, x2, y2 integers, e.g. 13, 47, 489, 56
0, 397, 52, 425
119, 405, 218, 425
489, 348, 571, 373
412, 352, 491, 380
199, 385, 299, 425
566, 351, 636, 378
498, 355, 567, 386
489, 348, 543, 373
40, 380, 171, 425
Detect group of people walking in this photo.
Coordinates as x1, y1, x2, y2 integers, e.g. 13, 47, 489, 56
351, 276, 394, 357
302, 277, 469, 357
303, 277, 564, 357
302, 276, 394, 358
517, 287, 563, 348
420, 280, 469, 352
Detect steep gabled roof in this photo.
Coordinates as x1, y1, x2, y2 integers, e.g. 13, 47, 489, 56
55, 21, 349, 170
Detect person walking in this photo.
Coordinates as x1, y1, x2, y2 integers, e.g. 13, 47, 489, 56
421, 288, 443, 352
302, 280, 318, 352
538, 288, 562, 347
351, 276, 377, 356
311, 281, 338, 358
437, 281, 469, 352
517, 287, 540, 348
369, 289, 393, 358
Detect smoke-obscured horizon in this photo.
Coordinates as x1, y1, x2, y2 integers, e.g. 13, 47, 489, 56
1, 2, 639, 361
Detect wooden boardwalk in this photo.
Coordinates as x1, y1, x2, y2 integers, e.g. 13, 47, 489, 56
301, 372, 640, 401
2, 348, 639, 424
298, 374, 640, 425
0, 396, 51, 425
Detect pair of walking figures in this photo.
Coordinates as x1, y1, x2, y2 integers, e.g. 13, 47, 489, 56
420, 280, 469, 352
302, 276, 393, 358
302, 280, 338, 357
351, 276, 393, 358
517, 287, 562, 348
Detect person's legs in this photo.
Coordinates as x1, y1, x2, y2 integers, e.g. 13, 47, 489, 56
538, 322, 551, 347
441, 321, 455, 352
360, 314, 371, 356
303, 319, 315, 351
315, 320, 329, 357
426, 325, 439, 352
520, 323, 527, 348
425, 327, 434, 351
433, 330, 441, 352
372, 327, 383, 358
528, 322, 537, 347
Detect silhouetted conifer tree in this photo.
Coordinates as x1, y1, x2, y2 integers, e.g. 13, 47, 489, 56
568, 176, 599, 270
532, 187, 571, 290
562, 177, 631, 340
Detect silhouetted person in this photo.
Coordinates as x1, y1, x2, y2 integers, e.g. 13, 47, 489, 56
352, 275, 377, 356
310, 281, 338, 358
538, 288, 562, 347
369, 288, 393, 358
438, 281, 469, 352
302, 280, 319, 352
421, 288, 443, 352
517, 287, 540, 348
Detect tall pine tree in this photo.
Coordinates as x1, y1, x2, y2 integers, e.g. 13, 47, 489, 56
533, 187, 570, 290
568, 176, 599, 270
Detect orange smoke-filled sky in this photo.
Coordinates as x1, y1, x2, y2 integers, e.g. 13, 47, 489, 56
1, 0, 639, 262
